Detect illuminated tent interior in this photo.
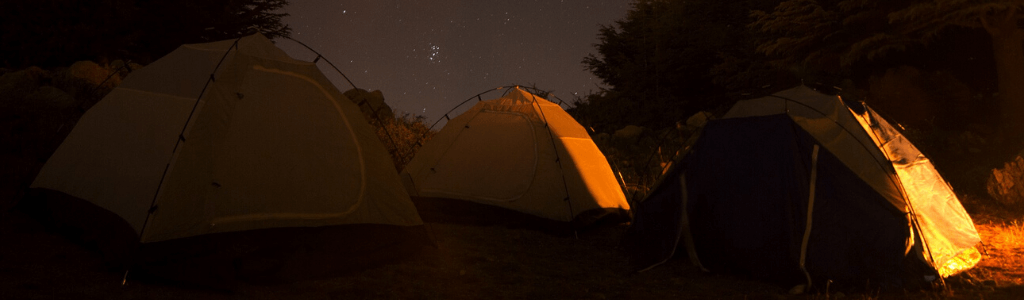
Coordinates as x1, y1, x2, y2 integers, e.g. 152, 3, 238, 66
401, 87, 630, 227
625, 85, 981, 288
24, 33, 428, 286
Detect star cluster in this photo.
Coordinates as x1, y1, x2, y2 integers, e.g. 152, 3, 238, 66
277, 1, 627, 124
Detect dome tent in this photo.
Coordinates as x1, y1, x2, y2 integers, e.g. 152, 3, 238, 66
24, 33, 427, 285
401, 86, 629, 227
626, 86, 980, 289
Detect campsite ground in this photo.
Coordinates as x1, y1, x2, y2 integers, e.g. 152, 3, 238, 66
1, 192, 1022, 300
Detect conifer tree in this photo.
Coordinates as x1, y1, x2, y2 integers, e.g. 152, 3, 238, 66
581, 0, 780, 132
0, 0, 292, 68
752, 0, 1024, 144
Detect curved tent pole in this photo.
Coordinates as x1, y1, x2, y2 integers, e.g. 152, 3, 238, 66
139, 37, 242, 242
781, 106, 818, 289
404, 85, 575, 165
409, 86, 527, 164
276, 36, 419, 168
765, 94, 899, 176
90, 60, 134, 94
628, 128, 681, 204
521, 87, 577, 233
633, 90, 931, 278
414, 85, 580, 228
403, 87, 507, 165
425, 85, 571, 132
279, 36, 357, 90
426, 87, 504, 130
855, 105, 940, 278
770, 92, 941, 282
767, 92, 918, 236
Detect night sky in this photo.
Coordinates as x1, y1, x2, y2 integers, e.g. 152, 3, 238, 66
274, 0, 629, 125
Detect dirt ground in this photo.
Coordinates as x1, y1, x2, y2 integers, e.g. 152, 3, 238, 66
1, 192, 1022, 300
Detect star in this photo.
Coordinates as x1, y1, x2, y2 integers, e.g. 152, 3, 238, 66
277, 1, 628, 124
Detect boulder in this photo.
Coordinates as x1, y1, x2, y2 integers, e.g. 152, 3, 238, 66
68, 60, 117, 87
26, 86, 77, 110
867, 65, 972, 131
109, 60, 145, 78
0, 66, 48, 102
592, 132, 611, 149
344, 88, 395, 122
987, 154, 1024, 209
612, 125, 645, 149
685, 111, 712, 130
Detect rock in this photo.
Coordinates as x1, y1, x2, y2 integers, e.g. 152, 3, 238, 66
129, 62, 145, 72
344, 88, 395, 121
0, 66, 48, 102
26, 86, 76, 110
109, 60, 133, 78
68, 60, 117, 87
592, 132, 610, 148
685, 111, 712, 129
106, 60, 144, 79
110, 59, 126, 70
867, 66, 971, 131
987, 155, 1024, 209
612, 125, 645, 149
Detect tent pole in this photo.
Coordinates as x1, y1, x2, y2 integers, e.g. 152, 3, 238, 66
798, 144, 821, 289
858, 107, 941, 279
768, 94, 896, 172
138, 37, 241, 243
629, 129, 676, 204
90, 60, 132, 94
678, 173, 706, 272
279, 36, 418, 169
527, 87, 577, 231
280, 36, 357, 90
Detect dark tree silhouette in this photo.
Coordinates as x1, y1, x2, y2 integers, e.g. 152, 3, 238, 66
580, 0, 784, 132
133, 0, 292, 63
0, 0, 291, 68
752, 0, 1024, 144
0, 0, 141, 68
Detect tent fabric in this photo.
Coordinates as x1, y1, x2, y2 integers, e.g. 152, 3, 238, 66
627, 85, 980, 287
849, 106, 980, 276
401, 87, 629, 224
19, 188, 430, 287
30, 33, 423, 244
723, 86, 907, 213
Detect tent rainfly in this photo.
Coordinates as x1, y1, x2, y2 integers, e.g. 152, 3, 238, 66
401, 87, 630, 226
26, 33, 427, 285
626, 85, 981, 289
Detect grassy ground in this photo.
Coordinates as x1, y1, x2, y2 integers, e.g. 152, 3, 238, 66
1, 192, 1022, 300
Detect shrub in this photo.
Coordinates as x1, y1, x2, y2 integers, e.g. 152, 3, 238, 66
366, 111, 435, 171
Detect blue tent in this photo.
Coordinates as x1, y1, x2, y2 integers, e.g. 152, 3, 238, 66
626, 86, 980, 289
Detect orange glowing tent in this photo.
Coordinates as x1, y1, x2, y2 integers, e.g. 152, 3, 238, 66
401, 87, 629, 227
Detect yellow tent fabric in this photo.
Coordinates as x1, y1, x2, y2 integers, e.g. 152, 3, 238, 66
848, 105, 981, 277
31, 33, 422, 243
401, 87, 629, 222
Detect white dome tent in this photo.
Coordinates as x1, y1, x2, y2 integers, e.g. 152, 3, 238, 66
27, 33, 427, 285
